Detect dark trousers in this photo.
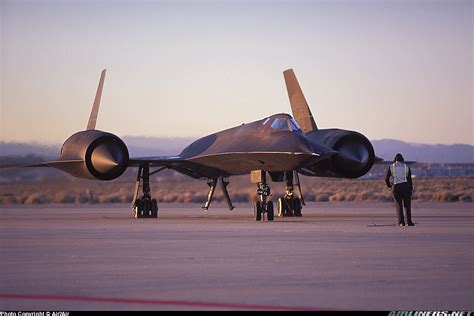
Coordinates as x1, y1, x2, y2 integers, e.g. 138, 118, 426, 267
392, 183, 413, 224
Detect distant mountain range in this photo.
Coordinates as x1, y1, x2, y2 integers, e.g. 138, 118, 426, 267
0, 137, 472, 163
371, 139, 473, 163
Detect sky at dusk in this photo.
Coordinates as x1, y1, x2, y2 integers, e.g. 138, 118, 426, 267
1, 0, 472, 145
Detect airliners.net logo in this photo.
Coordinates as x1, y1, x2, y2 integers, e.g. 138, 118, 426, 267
389, 312, 473, 316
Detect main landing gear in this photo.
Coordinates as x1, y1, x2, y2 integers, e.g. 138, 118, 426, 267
131, 163, 164, 218
251, 171, 274, 221
277, 171, 303, 217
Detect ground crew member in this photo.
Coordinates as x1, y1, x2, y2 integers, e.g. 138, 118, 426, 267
385, 153, 415, 227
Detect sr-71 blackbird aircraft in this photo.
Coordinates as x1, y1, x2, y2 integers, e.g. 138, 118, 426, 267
5, 69, 382, 220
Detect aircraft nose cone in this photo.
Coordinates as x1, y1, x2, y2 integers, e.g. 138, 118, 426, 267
91, 143, 122, 174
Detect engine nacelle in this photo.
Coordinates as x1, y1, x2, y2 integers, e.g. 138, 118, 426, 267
329, 133, 375, 178
304, 129, 375, 178
59, 130, 129, 180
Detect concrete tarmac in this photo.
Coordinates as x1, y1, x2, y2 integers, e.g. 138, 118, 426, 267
0, 202, 472, 311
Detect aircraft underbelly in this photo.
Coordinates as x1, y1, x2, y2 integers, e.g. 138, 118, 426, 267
188, 152, 315, 175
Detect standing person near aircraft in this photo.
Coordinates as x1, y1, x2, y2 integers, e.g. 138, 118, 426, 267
385, 153, 415, 227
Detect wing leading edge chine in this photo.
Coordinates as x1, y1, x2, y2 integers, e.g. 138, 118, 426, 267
129, 149, 337, 178
128, 156, 227, 179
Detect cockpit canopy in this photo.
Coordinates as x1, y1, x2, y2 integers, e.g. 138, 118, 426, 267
262, 114, 302, 132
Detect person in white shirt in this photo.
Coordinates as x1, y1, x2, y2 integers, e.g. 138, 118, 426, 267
385, 153, 415, 227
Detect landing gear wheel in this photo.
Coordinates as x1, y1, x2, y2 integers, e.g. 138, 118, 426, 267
267, 201, 274, 221
276, 171, 304, 218
293, 198, 302, 217
132, 163, 161, 219
133, 198, 158, 218
254, 201, 262, 221
152, 199, 158, 217
278, 197, 294, 217
253, 171, 273, 222
144, 199, 152, 217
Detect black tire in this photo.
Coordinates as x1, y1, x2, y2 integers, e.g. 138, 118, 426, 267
284, 197, 294, 217
140, 199, 146, 217
151, 199, 158, 218
293, 198, 302, 217
254, 201, 262, 221
143, 199, 152, 217
267, 201, 274, 221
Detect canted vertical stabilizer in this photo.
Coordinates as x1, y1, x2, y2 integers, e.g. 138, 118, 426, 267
283, 69, 317, 133
87, 69, 107, 130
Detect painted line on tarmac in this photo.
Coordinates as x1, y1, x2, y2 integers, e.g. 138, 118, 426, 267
0, 293, 322, 311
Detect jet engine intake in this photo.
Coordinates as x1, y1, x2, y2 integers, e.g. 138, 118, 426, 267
59, 130, 129, 180
330, 134, 374, 178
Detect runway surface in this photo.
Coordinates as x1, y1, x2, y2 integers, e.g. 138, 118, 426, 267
0, 202, 472, 310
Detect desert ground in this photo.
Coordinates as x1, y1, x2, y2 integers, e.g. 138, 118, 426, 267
0, 202, 472, 311
0, 174, 472, 205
